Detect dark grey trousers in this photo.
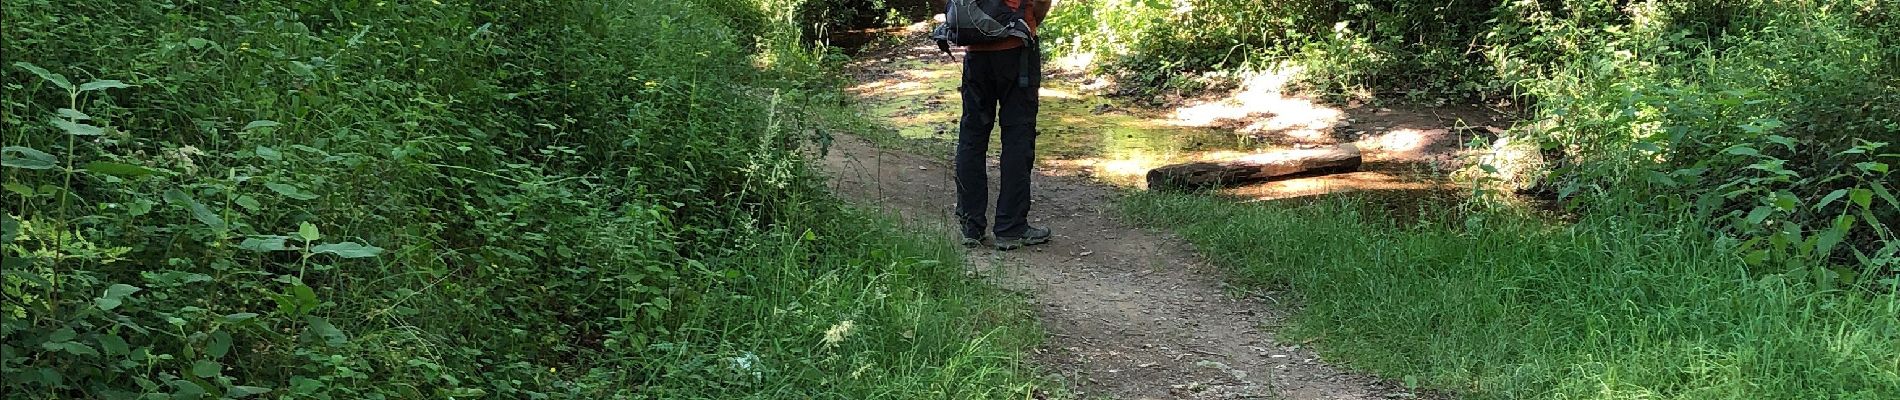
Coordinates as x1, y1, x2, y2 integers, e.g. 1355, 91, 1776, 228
955, 45, 1040, 238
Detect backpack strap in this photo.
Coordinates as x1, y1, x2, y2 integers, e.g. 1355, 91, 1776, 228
1016, 34, 1035, 88
1009, 17, 1036, 88
931, 24, 957, 61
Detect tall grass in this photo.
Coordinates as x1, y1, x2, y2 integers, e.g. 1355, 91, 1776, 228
1122, 192, 1900, 399
1, 0, 1046, 397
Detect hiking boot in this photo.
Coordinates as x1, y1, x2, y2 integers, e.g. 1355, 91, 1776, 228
960, 224, 986, 248
994, 226, 1051, 251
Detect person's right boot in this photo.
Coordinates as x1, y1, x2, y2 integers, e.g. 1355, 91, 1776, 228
994, 226, 1051, 250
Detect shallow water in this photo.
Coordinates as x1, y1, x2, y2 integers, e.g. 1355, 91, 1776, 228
850, 52, 1275, 187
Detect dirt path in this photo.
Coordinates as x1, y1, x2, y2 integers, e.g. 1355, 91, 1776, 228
819, 25, 1500, 400
824, 133, 1410, 399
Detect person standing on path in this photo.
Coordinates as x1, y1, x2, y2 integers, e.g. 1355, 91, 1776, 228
953, 0, 1053, 250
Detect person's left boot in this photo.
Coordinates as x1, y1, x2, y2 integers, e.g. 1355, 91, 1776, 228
960, 225, 986, 248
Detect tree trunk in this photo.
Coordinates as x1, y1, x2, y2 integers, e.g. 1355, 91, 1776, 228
1146, 144, 1363, 191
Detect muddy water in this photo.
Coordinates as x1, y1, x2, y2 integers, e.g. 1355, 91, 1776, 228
847, 34, 1504, 202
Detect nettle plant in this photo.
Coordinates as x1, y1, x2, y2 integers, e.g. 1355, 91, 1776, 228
1632, 88, 1900, 285
4, 62, 383, 397
1709, 135, 1898, 283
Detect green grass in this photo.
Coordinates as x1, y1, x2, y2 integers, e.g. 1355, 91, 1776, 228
1121, 192, 1900, 399
636, 206, 1052, 398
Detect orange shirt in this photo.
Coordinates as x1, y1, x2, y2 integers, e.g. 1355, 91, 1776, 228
964, 0, 1042, 52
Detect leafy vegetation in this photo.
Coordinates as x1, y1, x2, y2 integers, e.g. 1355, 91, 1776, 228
1, 0, 1046, 398
1124, 192, 1899, 399
1045, 1, 1898, 398
1048, 0, 1897, 275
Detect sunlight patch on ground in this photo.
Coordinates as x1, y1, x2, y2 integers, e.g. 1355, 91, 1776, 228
1040, 87, 1081, 99
1355, 128, 1453, 161
1053, 52, 1096, 72
1169, 65, 1348, 144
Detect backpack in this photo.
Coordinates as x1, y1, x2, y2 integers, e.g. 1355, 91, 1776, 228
935, 0, 1031, 47
932, 0, 1039, 87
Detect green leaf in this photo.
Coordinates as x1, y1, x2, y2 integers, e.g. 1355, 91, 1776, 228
238, 236, 289, 252
84, 161, 156, 177
207, 331, 232, 358
290, 283, 319, 313
290, 377, 322, 394
1773, 191, 1799, 211
106, 283, 142, 298
1816, 189, 1849, 210
1, 214, 17, 244
57, 108, 90, 120
1849, 188, 1873, 210
170, 379, 207, 398
1724, 145, 1760, 157
289, 61, 317, 80
95, 284, 142, 311
2, 146, 58, 169
189, 360, 221, 378
1871, 182, 1899, 208
99, 334, 130, 356
1855, 161, 1890, 174
1738, 119, 1784, 134
222, 313, 260, 323
51, 117, 104, 136
4, 182, 34, 197
234, 195, 261, 211
1744, 205, 1774, 225
2, 263, 46, 285
1632, 141, 1662, 153
13, 62, 73, 90
1644, 170, 1676, 187
242, 120, 281, 131
297, 221, 321, 242
61, 342, 99, 356
255, 145, 282, 161
49, 327, 76, 343
228, 386, 272, 398
265, 183, 319, 200
311, 242, 383, 258
305, 316, 348, 345
1764, 135, 1796, 151
163, 189, 226, 229
127, 199, 155, 216
78, 79, 131, 92
1814, 215, 1856, 257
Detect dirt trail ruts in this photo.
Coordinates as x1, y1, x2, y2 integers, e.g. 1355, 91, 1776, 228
821, 135, 1431, 399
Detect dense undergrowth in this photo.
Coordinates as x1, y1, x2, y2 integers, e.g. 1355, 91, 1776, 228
1048, 0, 1899, 398
1125, 192, 1899, 399
1048, 0, 1896, 278
2, 0, 1044, 398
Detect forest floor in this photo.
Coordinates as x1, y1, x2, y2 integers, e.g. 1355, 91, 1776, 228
819, 24, 1513, 399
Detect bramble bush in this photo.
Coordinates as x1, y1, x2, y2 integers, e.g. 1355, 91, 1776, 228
2, 0, 1043, 398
